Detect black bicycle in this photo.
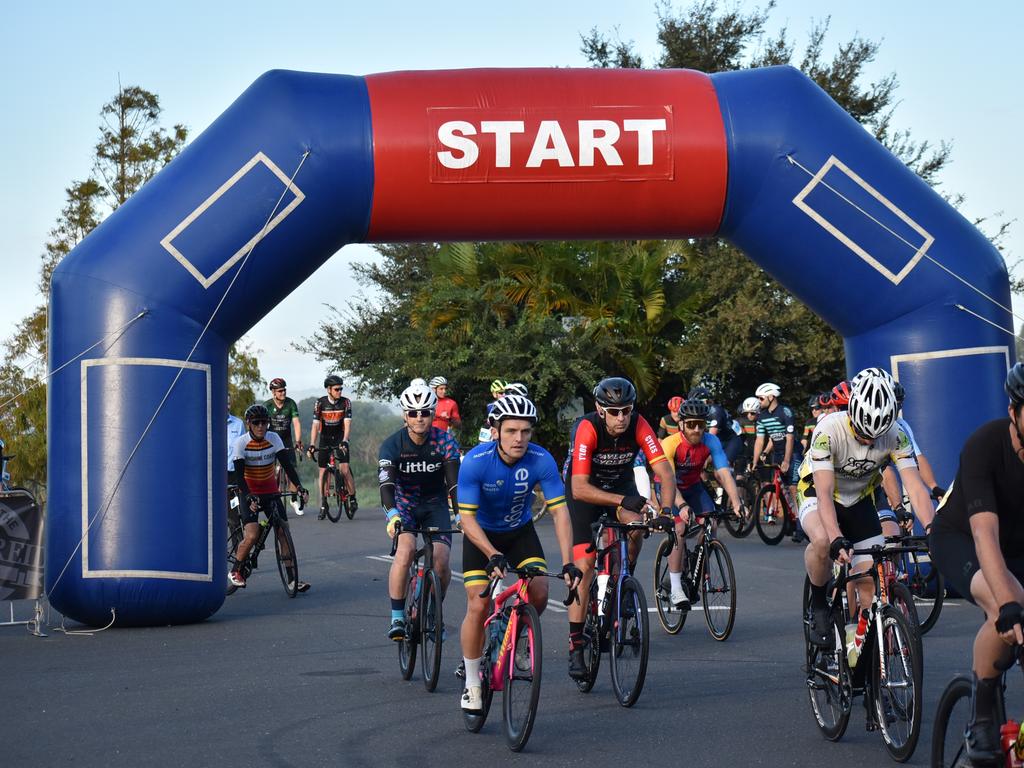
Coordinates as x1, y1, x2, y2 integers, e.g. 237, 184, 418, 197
390, 522, 461, 692
575, 512, 674, 707
723, 464, 757, 538
890, 507, 944, 635
654, 503, 737, 640
803, 543, 923, 762
310, 445, 354, 522
227, 490, 304, 598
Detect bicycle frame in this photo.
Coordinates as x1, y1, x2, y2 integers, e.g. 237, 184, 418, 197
483, 577, 533, 693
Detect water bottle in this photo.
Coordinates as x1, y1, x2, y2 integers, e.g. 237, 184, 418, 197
596, 574, 610, 617
413, 566, 424, 600
846, 610, 869, 667
1002, 720, 1022, 768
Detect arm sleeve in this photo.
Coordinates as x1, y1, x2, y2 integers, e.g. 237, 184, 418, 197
537, 451, 567, 510
231, 458, 251, 497
705, 433, 729, 470
312, 398, 323, 423
660, 433, 681, 473
378, 436, 398, 509
636, 417, 668, 467
755, 414, 766, 436
781, 407, 795, 434
570, 419, 599, 477
444, 458, 460, 513
457, 457, 482, 517
344, 398, 353, 420
277, 448, 302, 488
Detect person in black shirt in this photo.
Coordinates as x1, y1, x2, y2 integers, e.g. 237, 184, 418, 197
930, 363, 1024, 764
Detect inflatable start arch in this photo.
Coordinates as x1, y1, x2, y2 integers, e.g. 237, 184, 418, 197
47, 67, 1011, 626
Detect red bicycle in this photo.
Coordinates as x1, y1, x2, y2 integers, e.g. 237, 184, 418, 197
753, 464, 800, 545
463, 566, 576, 752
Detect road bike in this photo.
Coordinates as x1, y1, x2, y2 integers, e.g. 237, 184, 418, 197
654, 501, 737, 640
722, 462, 757, 538
574, 513, 674, 707
227, 490, 304, 597
754, 464, 801, 545
389, 522, 461, 693
275, 444, 303, 496
803, 542, 923, 762
463, 565, 575, 752
311, 445, 354, 522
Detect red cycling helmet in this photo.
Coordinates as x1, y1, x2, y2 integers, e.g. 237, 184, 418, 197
831, 380, 852, 409
668, 395, 684, 414
269, 377, 286, 390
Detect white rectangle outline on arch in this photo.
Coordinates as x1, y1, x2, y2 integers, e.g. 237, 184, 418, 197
159, 151, 305, 289
792, 155, 934, 286
890, 345, 1010, 382
80, 357, 213, 581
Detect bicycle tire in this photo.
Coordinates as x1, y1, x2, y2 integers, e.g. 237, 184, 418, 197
344, 492, 356, 520
226, 525, 245, 596
503, 603, 542, 752
929, 674, 972, 768
804, 577, 852, 741
609, 576, 649, 708
653, 537, 686, 634
326, 469, 344, 523
872, 605, 923, 761
420, 569, 444, 692
903, 550, 944, 635
888, 580, 922, 656
576, 580, 602, 693
724, 477, 756, 538
274, 522, 299, 598
464, 635, 495, 733
754, 484, 786, 545
399, 568, 419, 680
702, 539, 737, 641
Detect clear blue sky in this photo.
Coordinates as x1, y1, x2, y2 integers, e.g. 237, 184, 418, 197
2, 1, 1021, 398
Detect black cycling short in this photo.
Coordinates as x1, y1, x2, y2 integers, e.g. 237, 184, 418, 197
398, 498, 453, 547
463, 520, 546, 586
799, 485, 881, 543
316, 434, 348, 468
272, 429, 295, 450
567, 477, 638, 561
240, 494, 287, 526
930, 518, 1024, 606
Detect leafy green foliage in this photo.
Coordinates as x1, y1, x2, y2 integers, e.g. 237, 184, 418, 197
228, 340, 265, 415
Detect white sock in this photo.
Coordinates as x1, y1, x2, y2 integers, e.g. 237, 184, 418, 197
464, 657, 482, 685
669, 571, 683, 592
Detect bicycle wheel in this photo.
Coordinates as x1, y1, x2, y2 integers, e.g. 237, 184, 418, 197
344, 490, 356, 520
609, 576, 649, 708
804, 579, 852, 741
724, 478, 755, 538
873, 605, 923, 762
576, 581, 602, 693
226, 525, 245, 596
420, 569, 444, 692
463, 636, 495, 733
930, 674, 972, 768
902, 550, 943, 635
754, 485, 786, 545
702, 539, 737, 641
274, 523, 299, 597
888, 580, 922, 655
326, 469, 343, 522
653, 537, 686, 634
503, 603, 542, 752
398, 568, 419, 680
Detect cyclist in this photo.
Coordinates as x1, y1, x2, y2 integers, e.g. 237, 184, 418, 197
660, 399, 745, 608
801, 394, 825, 453
477, 378, 508, 443
736, 396, 761, 471
565, 376, 676, 680
309, 374, 357, 519
229, 404, 310, 591
751, 382, 797, 513
930, 362, 1024, 765
657, 395, 684, 438
380, 383, 461, 641
429, 376, 462, 433
800, 371, 933, 647
457, 394, 580, 712
264, 377, 304, 514
691, 386, 743, 471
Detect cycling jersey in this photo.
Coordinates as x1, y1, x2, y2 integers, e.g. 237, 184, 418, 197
378, 426, 460, 516
756, 403, 795, 450
230, 430, 286, 496
264, 397, 299, 445
708, 405, 737, 443
458, 442, 566, 532
432, 396, 461, 432
797, 410, 916, 506
567, 412, 667, 492
802, 420, 817, 443
660, 431, 729, 491
313, 395, 352, 438
658, 413, 680, 437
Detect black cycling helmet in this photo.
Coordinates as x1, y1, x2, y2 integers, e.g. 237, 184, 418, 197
269, 377, 286, 390
677, 399, 710, 420
244, 404, 270, 422
892, 380, 905, 406
1006, 363, 1024, 406
808, 394, 821, 409
688, 385, 711, 402
593, 377, 637, 407
324, 374, 343, 388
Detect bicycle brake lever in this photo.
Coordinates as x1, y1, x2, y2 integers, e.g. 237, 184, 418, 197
563, 587, 580, 607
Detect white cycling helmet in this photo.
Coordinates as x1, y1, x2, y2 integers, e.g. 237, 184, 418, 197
400, 384, 437, 412
428, 376, 448, 388
410, 377, 427, 388
488, 394, 537, 425
503, 382, 528, 397
741, 396, 760, 414
850, 366, 894, 390
755, 382, 781, 398
848, 373, 898, 439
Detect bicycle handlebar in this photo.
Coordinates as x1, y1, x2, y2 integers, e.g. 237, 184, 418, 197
477, 568, 580, 607
387, 522, 462, 555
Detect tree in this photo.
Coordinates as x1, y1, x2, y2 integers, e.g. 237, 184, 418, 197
228, 340, 265, 415
0, 87, 190, 495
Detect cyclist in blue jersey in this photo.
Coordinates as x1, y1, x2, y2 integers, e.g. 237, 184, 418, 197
457, 394, 580, 713
751, 381, 798, 514
379, 383, 462, 641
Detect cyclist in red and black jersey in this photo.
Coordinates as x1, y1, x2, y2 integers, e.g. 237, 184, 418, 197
309, 374, 357, 519
564, 376, 676, 680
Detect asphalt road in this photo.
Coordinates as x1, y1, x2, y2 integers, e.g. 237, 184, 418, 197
3, 507, 1016, 767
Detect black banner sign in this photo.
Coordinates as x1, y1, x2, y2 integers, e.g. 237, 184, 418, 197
0, 490, 44, 601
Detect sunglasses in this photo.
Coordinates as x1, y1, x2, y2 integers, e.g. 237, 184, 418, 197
405, 409, 433, 418
683, 419, 706, 430
602, 405, 634, 418
271, 387, 286, 392
330, 386, 342, 392
249, 419, 270, 427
